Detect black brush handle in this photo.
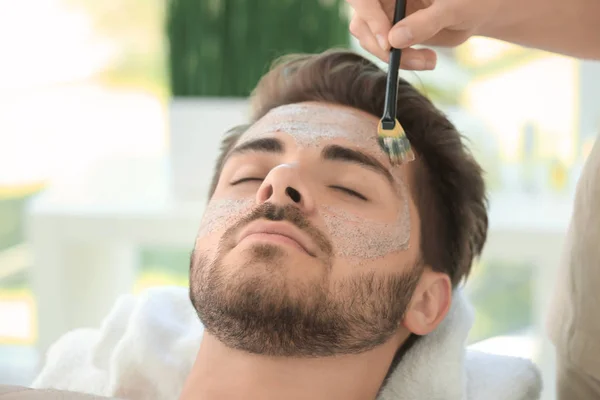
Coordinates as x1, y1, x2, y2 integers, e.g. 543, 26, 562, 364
381, 0, 407, 129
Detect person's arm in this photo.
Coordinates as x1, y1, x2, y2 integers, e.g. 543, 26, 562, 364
480, 0, 600, 60
347, 0, 600, 70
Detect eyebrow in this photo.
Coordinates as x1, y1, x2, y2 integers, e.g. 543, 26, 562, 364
322, 144, 395, 186
227, 137, 285, 159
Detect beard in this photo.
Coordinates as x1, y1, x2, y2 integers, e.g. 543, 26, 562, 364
190, 203, 422, 357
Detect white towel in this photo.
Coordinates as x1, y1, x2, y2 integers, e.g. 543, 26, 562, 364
379, 289, 542, 400
32, 287, 542, 400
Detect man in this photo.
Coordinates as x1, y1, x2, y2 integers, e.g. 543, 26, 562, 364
179, 49, 488, 399
26, 49, 496, 400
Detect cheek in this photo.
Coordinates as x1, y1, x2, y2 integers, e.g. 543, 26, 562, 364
197, 198, 254, 238
194, 235, 220, 265
196, 198, 254, 256
320, 202, 410, 261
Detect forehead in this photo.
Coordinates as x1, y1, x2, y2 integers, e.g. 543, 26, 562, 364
238, 102, 383, 154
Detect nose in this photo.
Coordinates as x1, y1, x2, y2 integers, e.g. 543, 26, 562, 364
255, 163, 315, 212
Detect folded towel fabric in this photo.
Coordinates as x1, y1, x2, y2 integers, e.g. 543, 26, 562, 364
0, 385, 110, 399
32, 287, 542, 400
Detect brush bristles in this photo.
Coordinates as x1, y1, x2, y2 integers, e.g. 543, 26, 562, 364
377, 120, 415, 165
378, 136, 415, 165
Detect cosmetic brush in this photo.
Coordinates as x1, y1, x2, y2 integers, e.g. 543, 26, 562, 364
377, 0, 415, 165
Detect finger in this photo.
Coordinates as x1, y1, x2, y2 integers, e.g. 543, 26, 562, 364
388, 3, 451, 49
399, 47, 437, 70
350, 16, 390, 62
346, 0, 392, 51
421, 28, 472, 48
351, 16, 437, 69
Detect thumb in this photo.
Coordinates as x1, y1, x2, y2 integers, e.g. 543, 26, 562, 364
346, 0, 393, 50
388, 3, 448, 48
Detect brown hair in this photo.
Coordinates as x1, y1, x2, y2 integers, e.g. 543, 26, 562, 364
208, 49, 488, 287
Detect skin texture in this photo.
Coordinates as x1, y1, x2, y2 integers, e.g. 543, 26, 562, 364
347, 0, 600, 70
182, 102, 451, 400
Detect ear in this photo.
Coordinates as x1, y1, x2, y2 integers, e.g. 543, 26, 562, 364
402, 267, 452, 335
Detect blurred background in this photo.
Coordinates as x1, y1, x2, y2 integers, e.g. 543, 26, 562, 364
0, 1, 598, 399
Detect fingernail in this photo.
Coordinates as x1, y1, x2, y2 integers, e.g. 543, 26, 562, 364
391, 27, 413, 48
405, 59, 425, 70
425, 60, 436, 70
376, 34, 388, 51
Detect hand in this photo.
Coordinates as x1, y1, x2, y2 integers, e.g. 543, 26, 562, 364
347, 0, 501, 70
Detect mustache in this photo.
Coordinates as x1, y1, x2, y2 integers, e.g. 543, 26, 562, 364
223, 203, 333, 257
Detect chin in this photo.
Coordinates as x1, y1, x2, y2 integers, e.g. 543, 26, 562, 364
222, 242, 286, 270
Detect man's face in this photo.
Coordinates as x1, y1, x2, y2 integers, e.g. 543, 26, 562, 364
190, 102, 423, 356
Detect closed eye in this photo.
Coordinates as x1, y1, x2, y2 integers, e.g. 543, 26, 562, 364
330, 186, 368, 201
231, 177, 264, 185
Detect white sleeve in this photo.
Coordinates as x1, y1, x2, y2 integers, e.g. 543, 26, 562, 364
547, 135, 600, 379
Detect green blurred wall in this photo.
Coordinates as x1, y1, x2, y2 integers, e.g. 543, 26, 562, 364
167, 0, 350, 97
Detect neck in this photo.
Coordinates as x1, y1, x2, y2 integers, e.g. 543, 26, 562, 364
180, 332, 406, 400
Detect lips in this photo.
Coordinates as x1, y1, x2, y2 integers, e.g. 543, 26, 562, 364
237, 221, 316, 257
